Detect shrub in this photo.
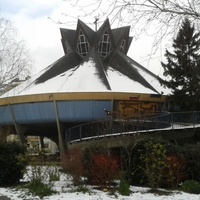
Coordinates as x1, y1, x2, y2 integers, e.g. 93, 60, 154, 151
118, 179, 131, 196
61, 149, 84, 185
0, 142, 27, 185
23, 159, 58, 198
180, 180, 200, 194
28, 163, 60, 183
126, 140, 147, 186
74, 185, 91, 194
131, 139, 189, 189
182, 144, 200, 182
120, 143, 136, 184
83, 146, 107, 183
139, 140, 167, 188
24, 179, 55, 198
49, 165, 60, 182
90, 153, 119, 188
165, 155, 187, 188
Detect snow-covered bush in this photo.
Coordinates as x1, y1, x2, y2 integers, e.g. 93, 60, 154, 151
23, 163, 59, 198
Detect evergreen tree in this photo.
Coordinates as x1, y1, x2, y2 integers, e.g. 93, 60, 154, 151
161, 18, 200, 111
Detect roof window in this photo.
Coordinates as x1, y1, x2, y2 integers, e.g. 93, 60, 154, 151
97, 30, 112, 58
119, 39, 126, 53
76, 30, 91, 57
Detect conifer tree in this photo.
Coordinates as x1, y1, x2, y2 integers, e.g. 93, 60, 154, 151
161, 18, 200, 111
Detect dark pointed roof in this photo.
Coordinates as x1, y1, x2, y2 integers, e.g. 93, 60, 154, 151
77, 19, 96, 45
1, 19, 171, 97
60, 28, 75, 53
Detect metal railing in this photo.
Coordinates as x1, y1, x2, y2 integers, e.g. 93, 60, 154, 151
65, 111, 200, 144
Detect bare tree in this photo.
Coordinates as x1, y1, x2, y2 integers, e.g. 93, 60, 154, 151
0, 16, 32, 91
63, 0, 200, 53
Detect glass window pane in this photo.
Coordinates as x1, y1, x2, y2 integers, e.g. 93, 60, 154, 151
76, 29, 90, 57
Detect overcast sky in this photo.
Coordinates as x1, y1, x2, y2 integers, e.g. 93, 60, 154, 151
0, 0, 165, 76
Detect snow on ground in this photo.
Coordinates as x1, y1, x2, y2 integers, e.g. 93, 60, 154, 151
0, 166, 199, 200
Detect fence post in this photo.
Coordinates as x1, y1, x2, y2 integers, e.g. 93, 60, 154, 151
171, 113, 174, 129
97, 122, 100, 138
80, 125, 82, 141
193, 111, 195, 128
68, 130, 71, 143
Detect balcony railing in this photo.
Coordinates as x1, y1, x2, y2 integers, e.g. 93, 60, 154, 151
65, 111, 200, 144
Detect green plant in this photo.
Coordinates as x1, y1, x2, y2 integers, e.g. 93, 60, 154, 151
49, 167, 60, 182
23, 158, 59, 198
75, 185, 91, 194
140, 140, 167, 188
118, 179, 131, 196
182, 144, 200, 182
120, 143, 136, 184
129, 140, 148, 186
0, 142, 27, 185
180, 180, 200, 194
25, 179, 56, 198
27, 157, 60, 182
27, 164, 47, 183
45, 162, 60, 182
131, 139, 188, 188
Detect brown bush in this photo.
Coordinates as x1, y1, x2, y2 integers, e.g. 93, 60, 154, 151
61, 149, 84, 185
166, 155, 187, 188
90, 153, 119, 188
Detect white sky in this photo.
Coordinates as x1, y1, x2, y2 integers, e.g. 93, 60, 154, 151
0, 0, 165, 77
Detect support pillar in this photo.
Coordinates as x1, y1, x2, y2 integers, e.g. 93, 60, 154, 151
8, 104, 26, 145
54, 100, 65, 155
39, 136, 45, 150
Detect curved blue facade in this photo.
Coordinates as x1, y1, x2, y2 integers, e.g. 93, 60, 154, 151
0, 100, 112, 125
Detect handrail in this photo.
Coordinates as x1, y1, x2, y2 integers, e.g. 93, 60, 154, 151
65, 111, 200, 144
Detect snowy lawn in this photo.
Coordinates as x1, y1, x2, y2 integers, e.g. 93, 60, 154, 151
0, 166, 199, 200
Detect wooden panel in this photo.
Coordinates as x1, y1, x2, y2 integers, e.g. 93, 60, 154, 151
0, 92, 167, 106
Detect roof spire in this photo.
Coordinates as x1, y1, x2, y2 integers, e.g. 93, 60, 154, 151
94, 17, 99, 31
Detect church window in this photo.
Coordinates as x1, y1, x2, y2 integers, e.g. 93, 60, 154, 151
76, 30, 91, 57
119, 39, 126, 53
97, 30, 112, 58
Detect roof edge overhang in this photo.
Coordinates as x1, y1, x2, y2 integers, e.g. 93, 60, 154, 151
0, 92, 168, 106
